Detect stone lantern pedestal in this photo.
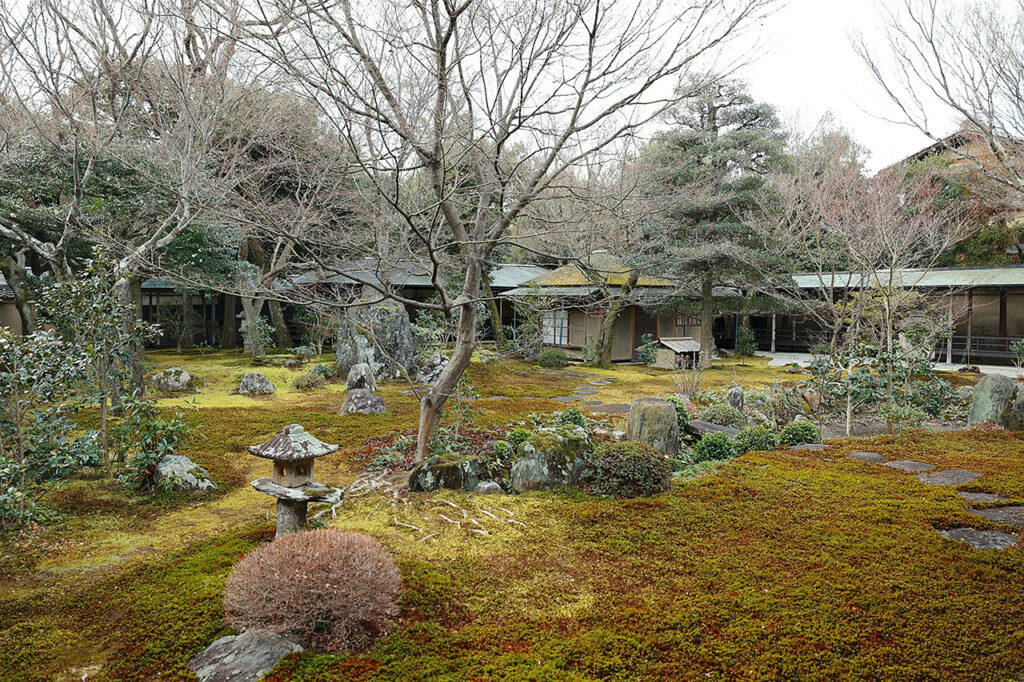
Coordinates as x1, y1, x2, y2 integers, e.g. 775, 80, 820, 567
247, 424, 342, 538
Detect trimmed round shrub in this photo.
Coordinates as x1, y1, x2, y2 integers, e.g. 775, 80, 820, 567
224, 529, 401, 652
694, 431, 735, 462
778, 421, 820, 447
665, 395, 691, 434
311, 364, 333, 378
581, 441, 672, 498
733, 425, 778, 455
700, 403, 746, 428
537, 349, 569, 368
294, 372, 327, 391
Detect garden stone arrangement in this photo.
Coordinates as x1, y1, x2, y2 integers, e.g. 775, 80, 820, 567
153, 454, 217, 493
968, 374, 1024, 430
148, 367, 192, 392
844, 445, 1019, 551
189, 629, 303, 682
335, 296, 415, 380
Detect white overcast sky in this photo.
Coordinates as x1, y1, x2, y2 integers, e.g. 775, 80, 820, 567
741, 0, 962, 172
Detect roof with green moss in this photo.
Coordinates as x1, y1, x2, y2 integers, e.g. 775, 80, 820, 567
523, 251, 676, 288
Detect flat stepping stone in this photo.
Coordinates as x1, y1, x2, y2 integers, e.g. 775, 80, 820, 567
969, 506, 1024, 528
959, 491, 1007, 503
486, 396, 508, 401
581, 400, 603, 406
847, 451, 886, 463
884, 460, 935, 473
588, 403, 631, 414
790, 443, 829, 451
916, 469, 981, 486
936, 527, 1018, 550
551, 396, 579, 402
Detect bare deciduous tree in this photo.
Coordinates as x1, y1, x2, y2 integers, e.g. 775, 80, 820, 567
859, 0, 1024, 198
227, 0, 775, 459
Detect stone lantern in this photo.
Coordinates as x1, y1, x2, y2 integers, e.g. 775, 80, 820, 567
248, 424, 343, 538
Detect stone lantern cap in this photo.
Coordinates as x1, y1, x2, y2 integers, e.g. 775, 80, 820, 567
247, 424, 338, 462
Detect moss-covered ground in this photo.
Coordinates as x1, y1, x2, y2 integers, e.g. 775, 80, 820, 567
2, 351, 1024, 680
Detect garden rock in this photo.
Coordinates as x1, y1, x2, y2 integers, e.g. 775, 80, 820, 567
969, 374, 1020, 429
686, 420, 741, 438
511, 426, 589, 492
936, 527, 1018, 550
239, 372, 274, 396
149, 367, 192, 392
345, 363, 377, 392
474, 481, 504, 495
341, 388, 385, 415
409, 458, 480, 492
917, 469, 981, 487
725, 386, 744, 412
188, 629, 304, 682
153, 455, 216, 493
790, 443, 829, 451
335, 297, 415, 380
801, 390, 820, 412
416, 352, 449, 385
626, 398, 679, 457
283, 358, 302, 371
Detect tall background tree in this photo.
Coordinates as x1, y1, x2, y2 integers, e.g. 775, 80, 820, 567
640, 78, 787, 367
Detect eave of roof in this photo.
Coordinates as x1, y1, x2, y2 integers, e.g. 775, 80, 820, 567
791, 265, 1024, 289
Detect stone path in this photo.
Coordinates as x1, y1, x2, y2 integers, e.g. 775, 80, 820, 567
917, 470, 982, 487
790, 443, 830, 451
588, 403, 631, 414
937, 528, 1019, 550
842, 446, 1019, 551
959, 491, 1007, 503
883, 460, 935, 473
847, 451, 887, 463
968, 506, 1024, 528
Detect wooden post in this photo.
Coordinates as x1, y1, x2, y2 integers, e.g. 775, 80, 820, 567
964, 290, 974, 364
946, 288, 953, 364
771, 314, 777, 353
1000, 287, 1008, 351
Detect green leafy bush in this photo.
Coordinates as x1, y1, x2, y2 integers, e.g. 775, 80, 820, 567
581, 441, 672, 498
735, 325, 757, 357
507, 428, 533, 451
311, 364, 333, 378
537, 349, 569, 368
879, 402, 928, 432
293, 345, 314, 360
733, 425, 778, 455
294, 372, 327, 391
700, 403, 746, 428
114, 396, 195, 492
665, 395, 691, 433
693, 431, 735, 462
778, 421, 820, 446
636, 333, 658, 365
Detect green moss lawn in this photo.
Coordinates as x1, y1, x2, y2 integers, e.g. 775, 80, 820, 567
2, 350, 1023, 680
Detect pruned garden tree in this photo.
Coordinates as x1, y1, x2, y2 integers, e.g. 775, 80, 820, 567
638, 77, 787, 368
227, 0, 776, 460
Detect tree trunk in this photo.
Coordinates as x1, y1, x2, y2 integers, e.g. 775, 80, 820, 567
594, 272, 638, 365
414, 259, 483, 461
0, 257, 38, 334
221, 293, 238, 349
699, 274, 714, 369
481, 276, 505, 349
269, 299, 291, 351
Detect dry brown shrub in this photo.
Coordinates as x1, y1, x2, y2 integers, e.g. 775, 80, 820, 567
223, 529, 401, 652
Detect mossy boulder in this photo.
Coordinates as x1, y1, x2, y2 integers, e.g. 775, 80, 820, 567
149, 367, 193, 392
969, 374, 1023, 429
409, 457, 482, 493
626, 398, 679, 457
336, 297, 415, 380
153, 455, 216, 493
510, 425, 590, 492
